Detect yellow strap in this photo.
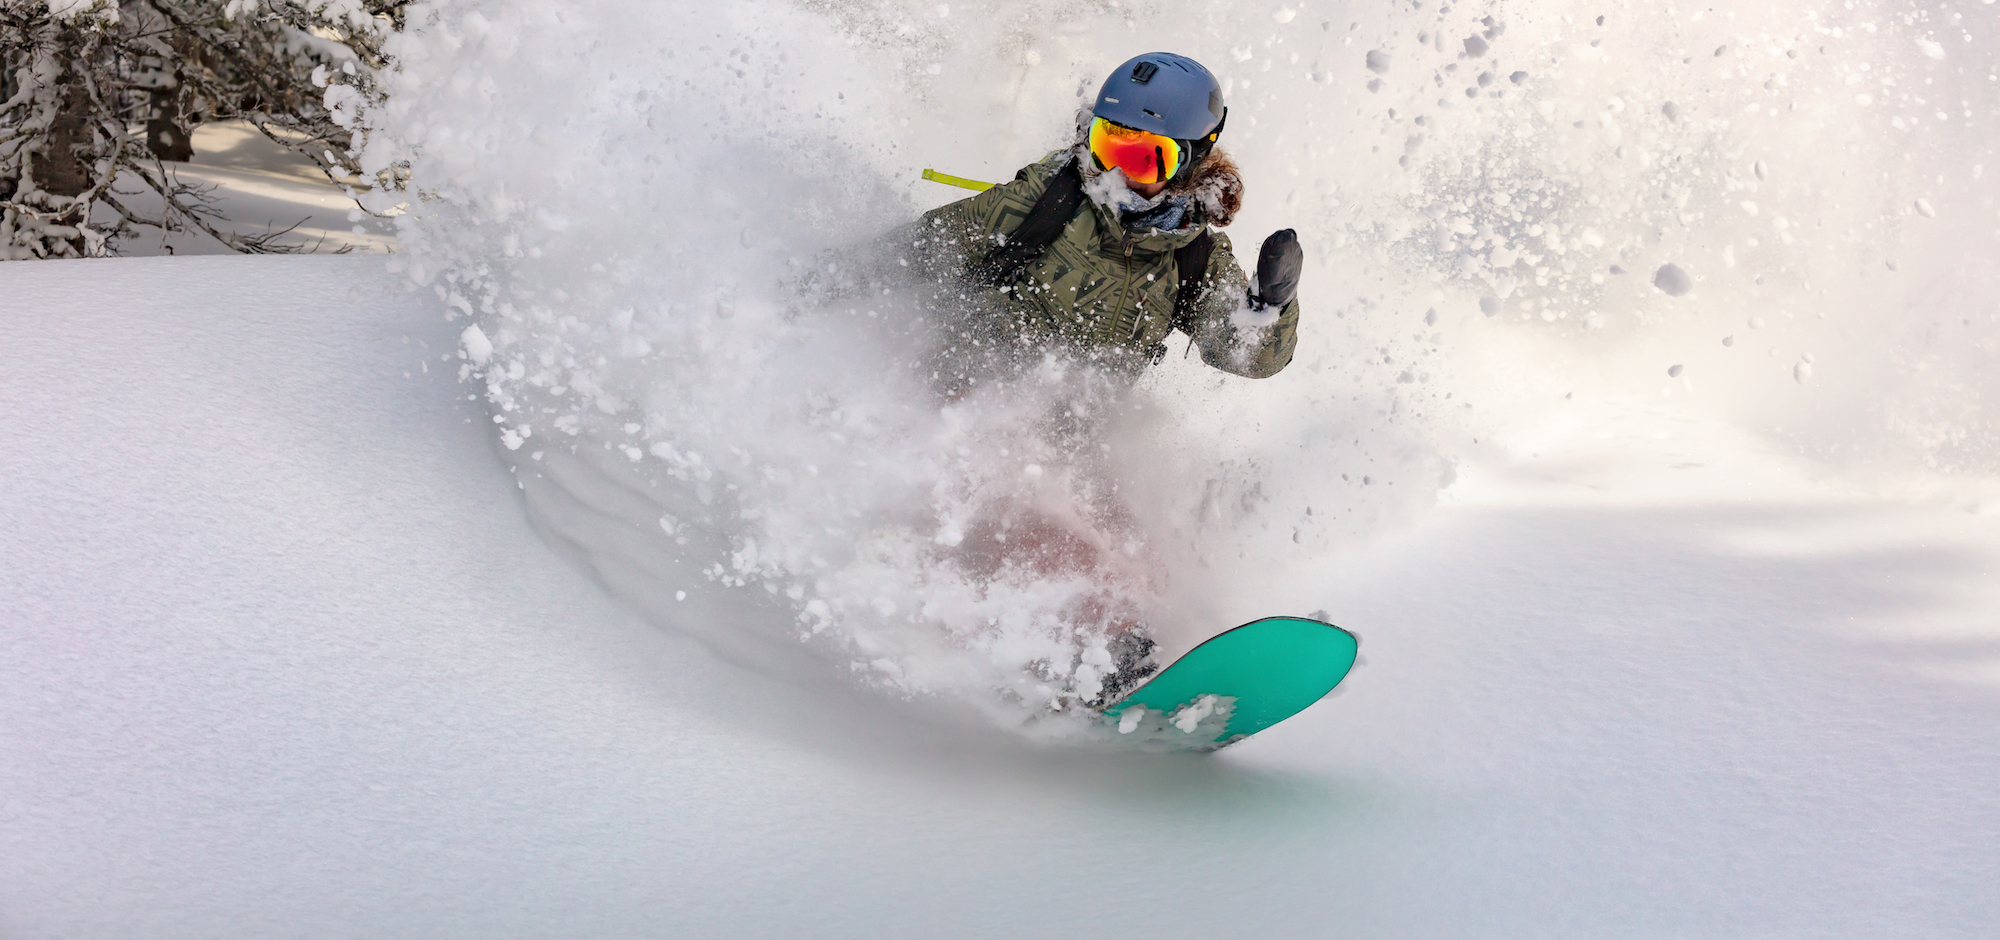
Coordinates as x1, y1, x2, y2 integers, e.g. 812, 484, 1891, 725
921, 168, 994, 191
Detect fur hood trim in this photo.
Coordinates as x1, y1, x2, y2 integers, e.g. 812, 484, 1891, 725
1172, 148, 1242, 227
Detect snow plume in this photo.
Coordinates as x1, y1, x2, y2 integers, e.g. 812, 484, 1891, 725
352, 0, 1439, 737
1317, 0, 2000, 482
355, 0, 1996, 733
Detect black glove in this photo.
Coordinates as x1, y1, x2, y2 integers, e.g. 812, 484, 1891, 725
1251, 229, 1302, 309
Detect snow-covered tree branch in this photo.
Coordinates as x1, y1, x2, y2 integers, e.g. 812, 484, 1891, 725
0, 0, 404, 259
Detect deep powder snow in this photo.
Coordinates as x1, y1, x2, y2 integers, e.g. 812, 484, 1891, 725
5, 255, 1998, 938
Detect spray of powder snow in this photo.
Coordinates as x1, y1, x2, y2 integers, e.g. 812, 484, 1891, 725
355, 0, 2000, 736
1313, 0, 2000, 487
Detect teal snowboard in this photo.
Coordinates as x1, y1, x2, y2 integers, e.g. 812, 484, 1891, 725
1098, 616, 1358, 751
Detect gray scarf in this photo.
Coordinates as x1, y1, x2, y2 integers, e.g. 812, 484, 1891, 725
1120, 195, 1194, 235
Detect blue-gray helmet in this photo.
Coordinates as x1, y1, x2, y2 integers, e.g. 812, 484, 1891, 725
1091, 52, 1227, 180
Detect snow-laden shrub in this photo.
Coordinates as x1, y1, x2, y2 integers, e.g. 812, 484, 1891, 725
0, 0, 402, 259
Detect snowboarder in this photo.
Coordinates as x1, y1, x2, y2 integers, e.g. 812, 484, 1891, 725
839, 53, 1307, 704
898, 51, 1305, 395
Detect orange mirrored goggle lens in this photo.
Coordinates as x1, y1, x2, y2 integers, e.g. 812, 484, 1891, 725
1088, 117, 1183, 185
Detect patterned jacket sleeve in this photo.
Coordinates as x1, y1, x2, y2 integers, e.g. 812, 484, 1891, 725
1186, 230, 1300, 379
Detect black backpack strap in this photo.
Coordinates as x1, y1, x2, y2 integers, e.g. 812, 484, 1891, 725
971, 158, 1086, 288
1170, 228, 1215, 333
1145, 228, 1215, 365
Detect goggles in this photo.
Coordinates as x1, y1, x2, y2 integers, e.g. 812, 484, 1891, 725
1088, 116, 1186, 185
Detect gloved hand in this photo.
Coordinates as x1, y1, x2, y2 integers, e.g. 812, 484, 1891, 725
1251, 228, 1302, 309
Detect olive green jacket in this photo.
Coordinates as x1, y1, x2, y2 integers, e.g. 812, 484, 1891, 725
903, 152, 1299, 380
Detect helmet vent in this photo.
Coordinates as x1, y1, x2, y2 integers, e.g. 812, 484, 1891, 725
1130, 61, 1159, 83
1142, 108, 1164, 119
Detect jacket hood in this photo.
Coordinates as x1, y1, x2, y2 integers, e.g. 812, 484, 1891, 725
1170, 147, 1242, 227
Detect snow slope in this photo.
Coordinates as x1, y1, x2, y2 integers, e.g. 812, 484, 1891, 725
5, 256, 1999, 937
106, 122, 396, 257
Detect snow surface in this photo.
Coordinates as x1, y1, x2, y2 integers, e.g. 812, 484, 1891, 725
6, 254, 2000, 937
9, 0, 2000, 934
107, 122, 396, 257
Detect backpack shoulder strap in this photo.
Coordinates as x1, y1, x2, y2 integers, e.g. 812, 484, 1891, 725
1146, 228, 1216, 365
1170, 228, 1215, 332
972, 158, 1086, 287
